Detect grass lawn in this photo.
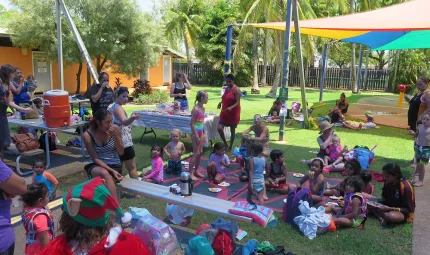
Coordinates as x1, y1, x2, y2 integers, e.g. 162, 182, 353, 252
57, 86, 413, 254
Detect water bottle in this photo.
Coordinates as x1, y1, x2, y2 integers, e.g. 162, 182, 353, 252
280, 104, 288, 117
12, 197, 19, 207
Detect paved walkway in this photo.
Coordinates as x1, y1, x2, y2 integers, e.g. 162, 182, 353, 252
413, 165, 430, 255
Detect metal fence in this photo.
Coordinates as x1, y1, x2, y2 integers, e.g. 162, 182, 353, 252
174, 62, 388, 91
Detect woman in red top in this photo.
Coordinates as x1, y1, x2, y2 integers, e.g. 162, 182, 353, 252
217, 74, 241, 151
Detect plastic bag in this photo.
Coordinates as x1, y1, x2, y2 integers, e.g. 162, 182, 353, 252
166, 203, 194, 226
186, 236, 214, 255
210, 218, 238, 235
132, 213, 181, 255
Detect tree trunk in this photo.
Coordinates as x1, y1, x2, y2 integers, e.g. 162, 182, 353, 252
266, 31, 283, 98
84, 66, 92, 98
363, 48, 370, 90
252, 28, 259, 91
350, 0, 358, 93
260, 10, 269, 87
75, 60, 83, 95
184, 34, 194, 83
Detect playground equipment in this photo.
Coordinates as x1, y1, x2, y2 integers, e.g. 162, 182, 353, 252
397, 84, 410, 108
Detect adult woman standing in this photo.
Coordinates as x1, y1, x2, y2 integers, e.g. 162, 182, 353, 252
170, 73, 192, 111
0, 159, 27, 255
0, 64, 31, 159
108, 87, 139, 180
218, 74, 241, 151
82, 109, 124, 202
9, 67, 30, 106
242, 114, 270, 157
405, 77, 430, 131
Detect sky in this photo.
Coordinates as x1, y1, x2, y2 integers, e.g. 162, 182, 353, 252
0, 0, 157, 12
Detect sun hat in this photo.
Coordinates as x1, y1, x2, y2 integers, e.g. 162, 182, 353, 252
318, 121, 333, 134
364, 111, 373, 117
62, 177, 124, 227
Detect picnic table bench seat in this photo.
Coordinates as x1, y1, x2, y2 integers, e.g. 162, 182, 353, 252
5, 143, 44, 176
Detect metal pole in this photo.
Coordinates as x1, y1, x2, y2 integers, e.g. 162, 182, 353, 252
224, 25, 233, 75
357, 45, 364, 91
56, 0, 64, 90
363, 49, 370, 90
293, 0, 309, 128
278, 0, 293, 141
319, 43, 328, 102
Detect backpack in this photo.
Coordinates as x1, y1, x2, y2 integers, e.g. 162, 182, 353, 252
353, 147, 374, 170
283, 187, 312, 225
39, 132, 58, 152
212, 229, 234, 255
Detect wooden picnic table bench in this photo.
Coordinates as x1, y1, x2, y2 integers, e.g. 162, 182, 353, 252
117, 177, 253, 250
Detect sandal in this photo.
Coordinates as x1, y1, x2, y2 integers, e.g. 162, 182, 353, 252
414, 181, 424, 187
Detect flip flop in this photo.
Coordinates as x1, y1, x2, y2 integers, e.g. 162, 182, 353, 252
414, 181, 424, 187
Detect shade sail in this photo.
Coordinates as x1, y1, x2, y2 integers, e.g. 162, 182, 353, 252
249, 0, 430, 50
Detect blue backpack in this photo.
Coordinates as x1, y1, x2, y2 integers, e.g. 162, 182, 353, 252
353, 147, 374, 170
283, 187, 312, 225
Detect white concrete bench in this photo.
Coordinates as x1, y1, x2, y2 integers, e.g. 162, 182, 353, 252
4, 144, 44, 176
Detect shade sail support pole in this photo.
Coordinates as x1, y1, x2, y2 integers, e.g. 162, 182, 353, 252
293, 0, 309, 128
56, 0, 64, 90
278, 0, 293, 141
357, 45, 364, 91
319, 43, 328, 102
224, 25, 233, 75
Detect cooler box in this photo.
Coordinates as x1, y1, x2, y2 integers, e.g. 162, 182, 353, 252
43, 90, 70, 128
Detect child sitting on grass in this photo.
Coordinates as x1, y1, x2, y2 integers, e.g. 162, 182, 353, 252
22, 183, 55, 255
265, 150, 290, 194
360, 171, 374, 196
324, 158, 362, 197
325, 176, 368, 229
248, 143, 268, 205
297, 158, 326, 204
142, 145, 164, 184
207, 142, 230, 184
32, 160, 58, 201
324, 134, 343, 167
265, 111, 281, 124
409, 113, 430, 187
164, 129, 186, 174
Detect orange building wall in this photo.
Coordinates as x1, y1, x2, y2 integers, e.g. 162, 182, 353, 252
0, 47, 169, 94
0, 47, 33, 79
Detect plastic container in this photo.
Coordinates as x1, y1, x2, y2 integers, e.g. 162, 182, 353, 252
43, 90, 70, 128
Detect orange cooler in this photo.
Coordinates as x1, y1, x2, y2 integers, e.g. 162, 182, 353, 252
43, 90, 70, 127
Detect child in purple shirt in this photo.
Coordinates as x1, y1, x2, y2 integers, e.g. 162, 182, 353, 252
207, 142, 230, 184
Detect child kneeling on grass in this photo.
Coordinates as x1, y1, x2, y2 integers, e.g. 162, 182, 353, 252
265, 150, 291, 194
142, 145, 164, 184
325, 176, 368, 229
207, 142, 230, 184
248, 143, 268, 205
297, 158, 326, 204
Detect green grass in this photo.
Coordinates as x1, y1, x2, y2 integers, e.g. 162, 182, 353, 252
55, 86, 412, 254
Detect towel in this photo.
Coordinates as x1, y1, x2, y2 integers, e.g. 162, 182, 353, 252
293, 201, 331, 240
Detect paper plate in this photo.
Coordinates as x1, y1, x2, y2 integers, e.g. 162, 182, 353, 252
326, 202, 339, 207
218, 182, 230, 187
209, 188, 222, 193
293, 173, 304, 178
330, 196, 343, 200
367, 201, 384, 208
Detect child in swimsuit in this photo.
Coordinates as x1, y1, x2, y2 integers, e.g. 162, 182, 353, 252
265, 150, 290, 194
297, 158, 326, 204
164, 129, 186, 174
247, 143, 268, 205
189, 91, 208, 180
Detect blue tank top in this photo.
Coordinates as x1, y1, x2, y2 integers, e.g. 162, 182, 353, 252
253, 157, 266, 180
11, 81, 30, 104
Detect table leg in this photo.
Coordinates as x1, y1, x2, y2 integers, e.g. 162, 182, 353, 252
45, 131, 51, 169
231, 219, 239, 254
140, 128, 156, 143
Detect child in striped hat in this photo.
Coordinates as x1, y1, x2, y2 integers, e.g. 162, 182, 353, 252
40, 177, 148, 255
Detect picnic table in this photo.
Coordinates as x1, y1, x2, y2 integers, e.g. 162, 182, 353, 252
69, 98, 90, 114
7, 117, 88, 169
117, 177, 253, 249
132, 111, 231, 147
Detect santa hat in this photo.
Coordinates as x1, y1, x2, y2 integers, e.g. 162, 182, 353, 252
62, 177, 124, 227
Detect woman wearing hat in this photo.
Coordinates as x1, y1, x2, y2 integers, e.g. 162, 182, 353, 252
41, 177, 149, 255
317, 121, 335, 159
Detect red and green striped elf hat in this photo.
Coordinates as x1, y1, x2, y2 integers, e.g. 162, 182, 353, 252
62, 177, 124, 227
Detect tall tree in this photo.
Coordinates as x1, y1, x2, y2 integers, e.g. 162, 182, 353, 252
8, 0, 163, 92
163, 0, 204, 83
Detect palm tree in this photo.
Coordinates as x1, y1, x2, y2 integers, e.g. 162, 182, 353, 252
164, 0, 204, 82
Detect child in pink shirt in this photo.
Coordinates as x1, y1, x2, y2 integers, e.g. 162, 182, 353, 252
143, 145, 164, 184
324, 134, 343, 166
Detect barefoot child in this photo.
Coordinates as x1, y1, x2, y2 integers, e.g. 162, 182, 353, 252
189, 91, 208, 180
21, 183, 55, 255
324, 134, 343, 166
31, 160, 58, 201
164, 129, 186, 174
325, 176, 368, 229
265, 150, 290, 194
324, 158, 362, 196
142, 145, 164, 184
298, 158, 326, 204
360, 171, 374, 197
409, 113, 430, 187
207, 142, 230, 184
248, 143, 268, 205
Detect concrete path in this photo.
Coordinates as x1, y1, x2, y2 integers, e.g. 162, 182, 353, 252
412, 165, 430, 255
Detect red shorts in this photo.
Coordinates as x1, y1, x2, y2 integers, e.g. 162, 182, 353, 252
269, 183, 287, 189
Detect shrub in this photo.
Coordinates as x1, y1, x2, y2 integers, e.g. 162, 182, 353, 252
134, 90, 169, 105
132, 79, 152, 97
114, 77, 123, 90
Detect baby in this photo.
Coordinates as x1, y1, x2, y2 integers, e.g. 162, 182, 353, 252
324, 134, 343, 166
164, 129, 186, 174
